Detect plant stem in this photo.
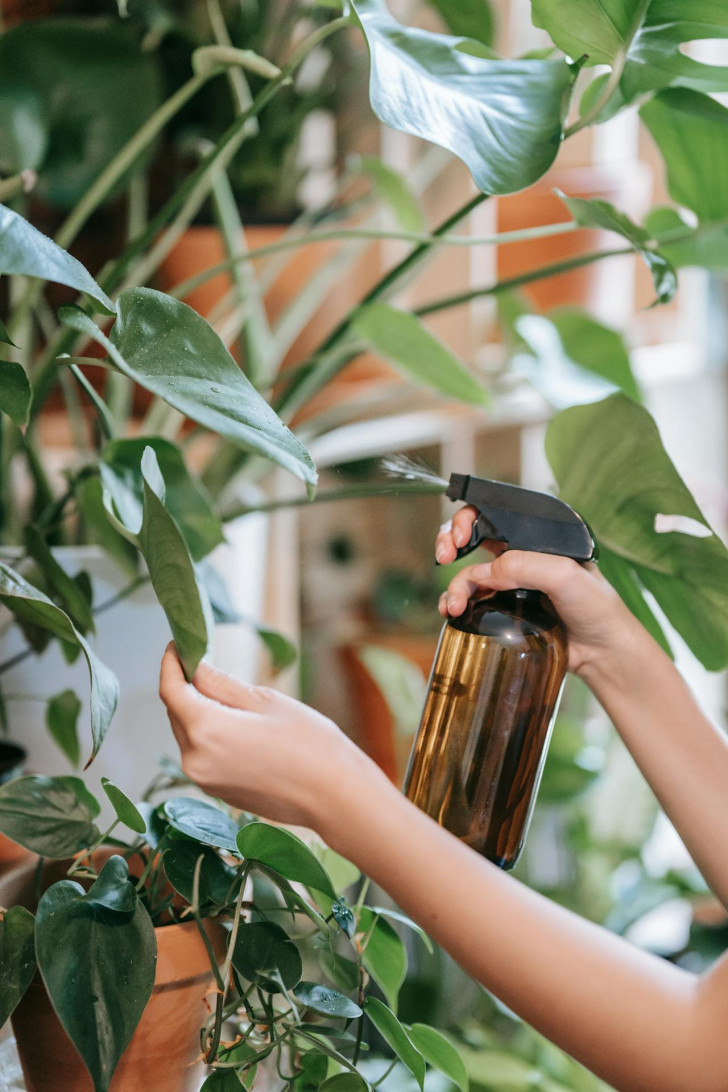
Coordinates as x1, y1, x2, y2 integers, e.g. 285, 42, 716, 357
220, 478, 447, 521
67, 819, 120, 877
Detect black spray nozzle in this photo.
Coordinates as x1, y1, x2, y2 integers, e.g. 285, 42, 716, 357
445, 473, 596, 563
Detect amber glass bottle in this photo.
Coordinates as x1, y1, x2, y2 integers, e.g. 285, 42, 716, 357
403, 587, 568, 869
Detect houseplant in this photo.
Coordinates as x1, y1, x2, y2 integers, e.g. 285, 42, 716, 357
0, 0, 728, 1089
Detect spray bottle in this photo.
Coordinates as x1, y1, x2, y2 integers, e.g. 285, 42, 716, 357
403, 472, 596, 870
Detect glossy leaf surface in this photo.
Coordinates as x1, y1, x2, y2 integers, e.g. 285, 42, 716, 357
293, 981, 362, 1019
0, 906, 36, 1027
365, 997, 425, 1089
0, 360, 31, 425
409, 1024, 469, 1092
236, 822, 336, 898
0, 204, 114, 313
36, 858, 156, 1092
0, 774, 100, 857
163, 796, 240, 853
0, 560, 118, 764
101, 778, 146, 834
232, 920, 302, 993
351, 0, 573, 195
358, 907, 407, 1011
163, 840, 239, 907
546, 394, 728, 669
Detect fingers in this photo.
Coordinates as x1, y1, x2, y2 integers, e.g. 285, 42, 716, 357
438, 551, 589, 618
435, 505, 478, 563
192, 660, 274, 713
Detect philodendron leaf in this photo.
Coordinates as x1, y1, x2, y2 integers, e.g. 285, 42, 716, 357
137, 446, 211, 681
0, 561, 118, 765
0, 906, 36, 1027
46, 688, 82, 768
424, 0, 495, 49
352, 305, 490, 405
236, 822, 336, 898
546, 393, 728, 670
358, 907, 407, 1011
58, 291, 317, 496
101, 437, 224, 563
0, 359, 31, 425
162, 840, 240, 907
557, 191, 676, 305
163, 796, 241, 853
640, 89, 728, 225
0, 774, 100, 857
409, 1024, 469, 1092
101, 778, 146, 835
365, 997, 426, 1090
36, 858, 156, 1092
293, 981, 362, 1019
644, 206, 728, 272
23, 525, 95, 634
0, 204, 114, 313
232, 921, 303, 993
350, 0, 574, 195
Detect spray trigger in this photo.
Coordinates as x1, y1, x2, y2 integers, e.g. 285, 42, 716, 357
452, 512, 501, 562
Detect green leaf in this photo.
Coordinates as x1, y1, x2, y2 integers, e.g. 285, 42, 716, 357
162, 841, 240, 907
231, 920, 303, 993
322, 951, 360, 992
201, 1070, 245, 1090
163, 796, 240, 853
358, 907, 407, 1011
59, 291, 317, 495
36, 863, 156, 1092
368, 906, 434, 953
0, 560, 118, 765
74, 475, 139, 577
83, 854, 138, 914
319, 1077, 369, 1092
645, 207, 728, 271
350, 0, 574, 195
409, 1024, 469, 1092
640, 89, 728, 224
458, 1046, 555, 1089
46, 688, 82, 768
23, 525, 95, 634
424, 0, 495, 49
546, 394, 728, 669
352, 304, 490, 405
515, 309, 641, 403
331, 899, 356, 939
236, 822, 336, 898
596, 543, 671, 657
293, 981, 362, 1019
101, 437, 224, 563
0, 204, 114, 313
0, 20, 161, 208
0, 906, 36, 1027
0, 774, 100, 857
314, 845, 361, 896
136, 446, 211, 681
101, 778, 146, 834
557, 191, 676, 304
365, 997, 425, 1090
294, 1052, 329, 1092
0, 359, 31, 425
354, 156, 425, 232
199, 564, 298, 673
531, 0, 637, 67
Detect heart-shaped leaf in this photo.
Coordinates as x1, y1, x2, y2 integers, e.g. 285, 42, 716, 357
59, 291, 317, 495
0, 774, 100, 857
0, 204, 114, 313
163, 797, 241, 853
0, 906, 36, 1027
351, 0, 574, 195
365, 997, 425, 1089
0, 359, 31, 425
409, 1024, 469, 1092
36, 866, 156, 1092
82, 854, 138, 914
293, 981, 362, 1019
232, 920, 302, 993
0, 560, 118, 765
236, 822, 336, 898
46, 689, 82, 768
546, 393, 728, 669
424, 0, 495, 49
352, 304, 491, 405
137, 446, 211, 680
101, 778, 146, 835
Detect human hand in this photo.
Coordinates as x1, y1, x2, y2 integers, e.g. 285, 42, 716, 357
159, 646, 387, 834
434, 506, 642, 677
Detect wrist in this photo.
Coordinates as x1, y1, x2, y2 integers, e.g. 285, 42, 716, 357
314, 747, 405, 863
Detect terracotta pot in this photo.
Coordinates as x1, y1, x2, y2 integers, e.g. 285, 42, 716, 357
1, 854, 227, 1092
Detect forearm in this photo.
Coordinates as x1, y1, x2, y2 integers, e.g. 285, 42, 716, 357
579, 623, 728, 909
321, 769, 727, 1092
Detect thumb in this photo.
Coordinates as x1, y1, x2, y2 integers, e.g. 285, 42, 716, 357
193, 660, 268, 711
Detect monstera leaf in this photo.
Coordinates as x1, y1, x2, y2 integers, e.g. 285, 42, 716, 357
351, 0, 574, 195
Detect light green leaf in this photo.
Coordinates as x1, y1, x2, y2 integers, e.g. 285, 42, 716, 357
102, 437, 224, 562
358, 907, 407, 1011
163, 796, 240, 853
365, 997, 425, 1090
46, 689, 82, 768
640, 89, 728, 224
58, 291, 317, 495
293, 981, 362, 1019
351, 0, 574, 195
0, 317, 16, 346
352, 304, 490, 405
137, 446, 210, 680
74, 474, 139, 576
101, 777, 146, 834
354, 156, 425, 232
409, 1024, 469, 1092
0, 774, 100, 857
546, 394, 728, 669
458, 1046, 554, 1089
236, 822, 336, 898
0, 561, 118, 765
368, 906, 433, 953
314, 845, 361, 896
0, 204, 114, 313
424, 0, 495, 48
531, 0, 636, 67
0, 906, 36, 1027
0, 359, 30, 425
557, 191, 676, 304
36, 861, 156, 1092
645, 206, 728, 271
232, 921, 303, 994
